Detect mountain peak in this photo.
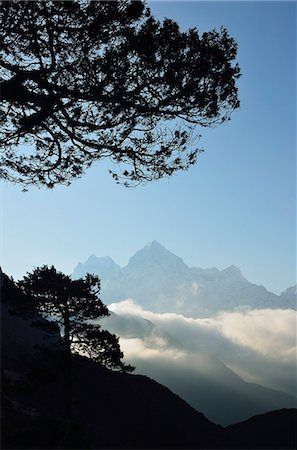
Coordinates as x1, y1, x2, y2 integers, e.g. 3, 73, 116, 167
72, 255, 120, 280
86, 254, 99, 263
144, 240, 167, 251
224, 264, 241, 273
86, 255, 114, 264
127, 241, 188, 272
221, 265, 246, 280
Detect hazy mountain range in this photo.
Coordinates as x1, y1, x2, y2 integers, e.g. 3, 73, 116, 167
73, 240, 296, 316
72, 242, 297, 425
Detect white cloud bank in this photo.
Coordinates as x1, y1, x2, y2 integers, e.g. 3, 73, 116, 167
107, 299, 297, 394
109, 299, 296, 361
213, 308, 296, 361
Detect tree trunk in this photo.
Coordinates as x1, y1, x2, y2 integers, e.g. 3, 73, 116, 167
64, 306, 72, 412
59, 304, 73, 447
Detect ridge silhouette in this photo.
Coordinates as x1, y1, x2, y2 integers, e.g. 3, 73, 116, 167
1, 271, 296, 449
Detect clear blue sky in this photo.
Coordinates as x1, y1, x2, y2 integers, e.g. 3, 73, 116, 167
1, 1, 296, 295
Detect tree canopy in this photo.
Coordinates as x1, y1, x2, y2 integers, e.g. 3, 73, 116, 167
0, 0, 240, 189
18, 265, 134, 372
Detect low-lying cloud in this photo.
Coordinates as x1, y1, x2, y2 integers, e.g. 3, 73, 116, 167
213, 308, 296, 361
105, 299, 297, 395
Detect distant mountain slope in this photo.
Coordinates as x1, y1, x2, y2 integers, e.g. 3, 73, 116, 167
136, 356, 297, 427
72, 241, 296, 316
226, 409, 297, 449
280, 285, 297, 308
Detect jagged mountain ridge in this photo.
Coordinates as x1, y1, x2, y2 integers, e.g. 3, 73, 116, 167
72, 241, 296, 316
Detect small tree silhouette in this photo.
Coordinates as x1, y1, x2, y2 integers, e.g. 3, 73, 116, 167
17, 265, 134, 372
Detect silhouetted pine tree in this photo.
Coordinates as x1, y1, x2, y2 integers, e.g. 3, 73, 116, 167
16, 265, 134, 446
17, 265, 134, 372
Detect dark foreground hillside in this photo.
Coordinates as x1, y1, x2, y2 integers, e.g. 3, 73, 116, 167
2, 352, 233, 449
1, 269, 296, 449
